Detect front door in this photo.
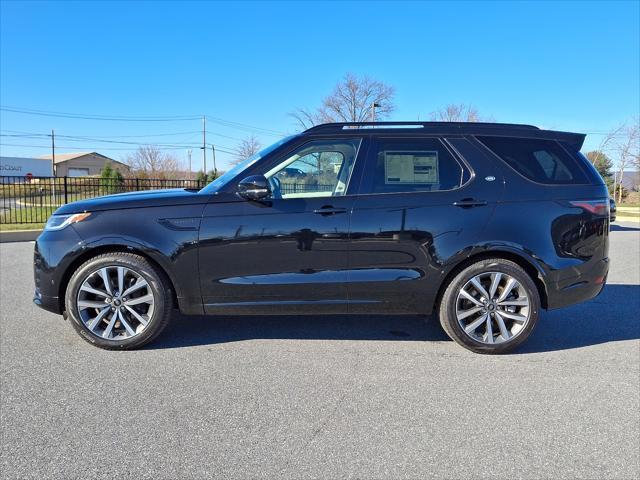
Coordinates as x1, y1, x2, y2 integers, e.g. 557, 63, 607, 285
198, 137, 364, 314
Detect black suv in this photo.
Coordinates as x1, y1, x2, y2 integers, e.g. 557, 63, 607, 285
34, 122, 610, 353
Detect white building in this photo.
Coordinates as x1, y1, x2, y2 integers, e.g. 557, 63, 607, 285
0, 156, 54, 179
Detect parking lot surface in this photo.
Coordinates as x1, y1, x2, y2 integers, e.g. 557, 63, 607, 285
1, 223, 639, 479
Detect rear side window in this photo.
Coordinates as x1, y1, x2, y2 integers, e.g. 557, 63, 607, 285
477, 136, 588, 184
364, 137, 469, 194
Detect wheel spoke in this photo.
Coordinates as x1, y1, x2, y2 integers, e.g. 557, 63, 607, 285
496, 310, 527, 323
485, 316, 494, 343
78, 300, 108, 309
124, 293, 153, 306
464, 313, 488, 334
496, 277, 518, 303
124, 305, 149, 326
87, 307, 111, 331
497, 298, 529, 307
122, 278, 148, 298
118, 309, 136, 336
470, 277, 490, 300
80, 285, 110, 298
99, 268, 113, 295
459, 288, 483, 306
457, 306, 483, 320
488, 272, 502, 300
102, 311, 117, 339
494, 312, 511, 340
117, 267, 125, 294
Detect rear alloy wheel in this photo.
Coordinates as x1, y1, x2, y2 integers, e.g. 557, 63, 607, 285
65, 253, 172, 350
439, 258, 540, 354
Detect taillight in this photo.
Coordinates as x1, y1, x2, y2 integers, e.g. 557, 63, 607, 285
570, 200, 609, 215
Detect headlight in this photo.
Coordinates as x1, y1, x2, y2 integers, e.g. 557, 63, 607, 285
44, 212, 91, 231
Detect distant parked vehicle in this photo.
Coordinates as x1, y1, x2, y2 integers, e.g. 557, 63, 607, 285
34, 122, 610, 354
609, 198, 617, 222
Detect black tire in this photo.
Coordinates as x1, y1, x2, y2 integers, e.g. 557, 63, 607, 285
65, 252, 173, 350
438, 258, 540, 354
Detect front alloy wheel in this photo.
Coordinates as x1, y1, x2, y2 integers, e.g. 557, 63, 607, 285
66, 252, 172, 349
77, 265, 155, 340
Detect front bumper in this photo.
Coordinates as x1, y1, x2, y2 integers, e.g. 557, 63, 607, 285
33, 227, 84, 315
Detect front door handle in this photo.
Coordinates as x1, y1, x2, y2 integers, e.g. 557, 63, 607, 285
313, 206, 347, 216
453, 199, 488, 208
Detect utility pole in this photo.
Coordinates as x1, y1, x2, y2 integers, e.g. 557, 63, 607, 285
211, 145, 217, 178
187, 149, 192, 178
202, 116, 207, 174
51, 129, 56, 176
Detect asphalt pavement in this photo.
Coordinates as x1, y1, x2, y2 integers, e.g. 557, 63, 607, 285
1, 223, 639, 479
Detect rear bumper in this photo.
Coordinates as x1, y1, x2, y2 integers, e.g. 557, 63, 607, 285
546, 257, 609, 310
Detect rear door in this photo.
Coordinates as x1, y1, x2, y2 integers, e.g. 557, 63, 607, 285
347, 136, 504, 314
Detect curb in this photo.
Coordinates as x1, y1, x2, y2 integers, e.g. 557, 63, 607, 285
0, 229, 41, 243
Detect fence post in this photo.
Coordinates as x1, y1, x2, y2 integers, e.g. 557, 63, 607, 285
63, 176, 68, 204
136, 178, 140, 191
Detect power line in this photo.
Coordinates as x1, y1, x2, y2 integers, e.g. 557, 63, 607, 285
0, 106, 200, 122
0, 132, 236, 151
2, 128, 245, 141
1, 129, 202, 139
0, 142, 237, 155
1, 105, 289, 136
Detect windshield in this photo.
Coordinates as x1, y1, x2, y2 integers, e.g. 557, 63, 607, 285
200, 135, 298, 194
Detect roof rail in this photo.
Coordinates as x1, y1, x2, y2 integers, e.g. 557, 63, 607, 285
304, 121, 540, 134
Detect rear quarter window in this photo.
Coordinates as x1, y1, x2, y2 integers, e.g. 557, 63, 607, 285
477, 136, 589, 185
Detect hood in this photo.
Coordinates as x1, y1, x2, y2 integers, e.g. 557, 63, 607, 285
54, 188, 208, 215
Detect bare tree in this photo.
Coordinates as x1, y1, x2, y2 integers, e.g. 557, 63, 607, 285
614, 121, 640, 203
430, 104, 484, 122
125, 146, 182, 178
291, 73, 395, 129
233, 135, 262, 164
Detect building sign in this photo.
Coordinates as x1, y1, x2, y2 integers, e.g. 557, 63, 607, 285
0, 157, 53, 178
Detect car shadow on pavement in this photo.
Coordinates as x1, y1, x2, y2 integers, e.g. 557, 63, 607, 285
610, 223, 640, 232
517, 283, 640, 354
148, 284, 640, 353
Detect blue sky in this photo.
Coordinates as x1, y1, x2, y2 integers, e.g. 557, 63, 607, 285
1, 0, 638, 170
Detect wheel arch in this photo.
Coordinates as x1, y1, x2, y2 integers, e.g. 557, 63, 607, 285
434, 248, 549, 313
58, 244, 180, 314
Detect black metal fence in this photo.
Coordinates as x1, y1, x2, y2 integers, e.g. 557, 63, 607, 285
1, 176, 338, 225
1, 176, 206, 225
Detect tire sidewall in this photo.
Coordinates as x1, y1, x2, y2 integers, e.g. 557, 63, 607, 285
441, 259, 541, 354
65, 254, 168, 349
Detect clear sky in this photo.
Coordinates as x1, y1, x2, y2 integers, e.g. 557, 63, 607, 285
1, 0, 638, 170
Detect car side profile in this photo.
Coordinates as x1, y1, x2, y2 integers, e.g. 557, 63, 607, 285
33, 122, 610, 354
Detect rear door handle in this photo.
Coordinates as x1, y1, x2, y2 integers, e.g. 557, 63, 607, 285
453, 199, 488, 208
313, 206, 347, 216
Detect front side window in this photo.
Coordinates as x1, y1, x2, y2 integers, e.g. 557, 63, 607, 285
200, 135, 298, 193
264, 139, 361, 198
364, 137, 468, 194
477, 136, 588, 184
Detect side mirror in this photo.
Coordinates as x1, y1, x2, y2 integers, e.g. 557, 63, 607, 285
237, 175, 271, 201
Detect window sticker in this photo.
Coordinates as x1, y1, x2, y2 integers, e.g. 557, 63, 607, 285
384, 151, 439, 184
